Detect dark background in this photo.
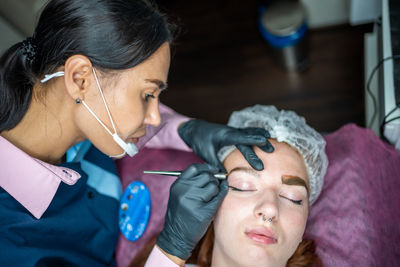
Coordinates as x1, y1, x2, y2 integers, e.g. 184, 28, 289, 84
155, 0, 372, 133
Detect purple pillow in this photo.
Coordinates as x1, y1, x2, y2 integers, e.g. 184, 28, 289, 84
305, 123, 400, 266
115, 123, 400, 266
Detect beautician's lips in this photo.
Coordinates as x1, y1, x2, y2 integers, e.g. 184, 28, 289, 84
128, 135, 144, 144
128, 130, 146, 143
245, 227, 278, 245
129, 138, 139, 143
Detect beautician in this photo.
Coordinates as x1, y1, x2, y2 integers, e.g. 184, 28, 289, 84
0, 0, 273, 266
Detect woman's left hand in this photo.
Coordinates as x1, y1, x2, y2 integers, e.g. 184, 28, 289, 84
178, 119, 274, 171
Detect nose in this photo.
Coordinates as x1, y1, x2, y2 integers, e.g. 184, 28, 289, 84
144, 100, 161, 127
254, 191, 279, 223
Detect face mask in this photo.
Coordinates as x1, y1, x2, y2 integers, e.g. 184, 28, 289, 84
41, 68, 138, 158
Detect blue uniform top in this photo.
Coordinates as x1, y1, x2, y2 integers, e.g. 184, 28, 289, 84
0, 143, 120, 266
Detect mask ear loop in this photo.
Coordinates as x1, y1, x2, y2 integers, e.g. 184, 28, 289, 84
80, 99, 113, 137
41, 71, 65, 83
40, 68, 135, 158
82, 68, 135, 158
80, 99, 128, 158
90, 68, 119, 136
40, 68, 120, 137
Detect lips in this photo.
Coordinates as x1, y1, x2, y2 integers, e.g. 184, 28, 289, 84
127, 132, 145, 144
245, 227, 278, 245
129, 137, 139, 144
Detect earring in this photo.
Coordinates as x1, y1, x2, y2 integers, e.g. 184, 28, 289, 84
75, 98, 81, 104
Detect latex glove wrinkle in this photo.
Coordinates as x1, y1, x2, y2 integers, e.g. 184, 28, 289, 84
157, 163, 228, 260
178, 120, 274, 171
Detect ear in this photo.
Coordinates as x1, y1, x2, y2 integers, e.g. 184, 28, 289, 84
63, 55, 93, 101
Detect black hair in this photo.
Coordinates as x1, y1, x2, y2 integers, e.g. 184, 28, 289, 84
0, 0, 176, 132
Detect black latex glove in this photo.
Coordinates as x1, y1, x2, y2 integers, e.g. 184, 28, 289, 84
178, 119, 274, 171
157, 163, 228, 260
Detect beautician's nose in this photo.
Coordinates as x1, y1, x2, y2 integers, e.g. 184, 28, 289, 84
144, 100, 161, 127
254, 191, 279, 223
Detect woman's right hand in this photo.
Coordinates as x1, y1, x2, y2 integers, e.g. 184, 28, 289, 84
156, 163, 228, 262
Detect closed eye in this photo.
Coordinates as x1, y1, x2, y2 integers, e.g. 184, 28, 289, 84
228, 186, 256, 192
280, 195, 303, 205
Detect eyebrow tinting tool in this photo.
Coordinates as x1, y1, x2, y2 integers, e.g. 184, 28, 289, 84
143, 170, 227, 179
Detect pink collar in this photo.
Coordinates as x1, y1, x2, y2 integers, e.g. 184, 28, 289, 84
0, 136, 81, 219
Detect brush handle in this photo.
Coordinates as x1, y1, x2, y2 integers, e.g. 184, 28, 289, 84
143, 170, 226, 179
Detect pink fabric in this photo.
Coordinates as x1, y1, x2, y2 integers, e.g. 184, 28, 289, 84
115, 123, 400, 266
115, 148, 203, 267
144, 103, 191, 151
0, 136, 81, 219
305, 123, 400, 266
144, 246, 180, 267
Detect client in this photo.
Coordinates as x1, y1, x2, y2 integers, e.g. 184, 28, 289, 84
195, 104, 328, 267
130, 105, 328, 267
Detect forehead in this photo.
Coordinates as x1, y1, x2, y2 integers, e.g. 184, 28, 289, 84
115, 42, 171, 84
224, 140, 309, 186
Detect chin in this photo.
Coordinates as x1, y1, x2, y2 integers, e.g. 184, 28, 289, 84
222, 245, 276, 267
229, 257, 278, 267
247, 246, 277, 264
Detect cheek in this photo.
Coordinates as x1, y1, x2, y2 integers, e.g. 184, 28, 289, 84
116, 90, 142, 115
112, 92, 146, 132
280, 206, 308, 244
214, 195, 251, 238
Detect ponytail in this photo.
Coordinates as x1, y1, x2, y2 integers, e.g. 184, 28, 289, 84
0, 38, 37, 132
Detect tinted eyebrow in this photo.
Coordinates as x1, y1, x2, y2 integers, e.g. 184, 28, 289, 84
228, 168, 309, 195
145, 79, 168, 90
281, 175, 309, 195
227, 166, 260, 178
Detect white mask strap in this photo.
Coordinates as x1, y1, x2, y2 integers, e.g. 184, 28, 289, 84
80, 100, 113, 136
81, 72, 138, 158
40, 68, 117, 137
40, 68, 138, 158
40, 71, 65, 83
91, 68, 118, 135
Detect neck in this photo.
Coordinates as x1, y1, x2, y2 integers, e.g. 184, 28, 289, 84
1, 84, 83, 165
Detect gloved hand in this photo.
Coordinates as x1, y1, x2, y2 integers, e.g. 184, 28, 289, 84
157, 163, 228, 260
178, 119, 274, 171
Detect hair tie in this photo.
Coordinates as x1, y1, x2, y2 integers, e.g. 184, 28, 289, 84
21, 37, 37, 65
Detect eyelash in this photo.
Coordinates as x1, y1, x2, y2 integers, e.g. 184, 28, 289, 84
229, 186, 303, 205
229, 184, 304, 208
228, 186, 256, 192
280, 195, 303, 205
145, 93, 155, 101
